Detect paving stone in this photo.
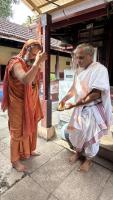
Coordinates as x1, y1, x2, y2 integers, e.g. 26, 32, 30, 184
1, 138, 10, 147
37, 137, 47, 146
22, 153, 51, 173
48, 195, 58, 200
37, 140, 63, 158
1, 147, 10, 160
98, 173, 113, 200
0, 128, 9, 141
0, 153, 24, 194
1, 176, 49, 200
0, 106, 113, 200
5, 168, 24, 187
0, 116, 8, 129
0, 141, 8, 152
53, 163, 111, 200
21, 139, 63, 173
0, 153, 11, 194
31, 149, 80, 193
0, 168, 24, 194
0, 153, 11, 170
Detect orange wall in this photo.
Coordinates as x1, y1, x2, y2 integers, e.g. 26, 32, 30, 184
0, 46, 71, 73
50, 55, 71, 73
0, 46, 20, 65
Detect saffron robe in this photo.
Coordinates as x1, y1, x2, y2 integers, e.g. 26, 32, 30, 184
1, 56, 43, 162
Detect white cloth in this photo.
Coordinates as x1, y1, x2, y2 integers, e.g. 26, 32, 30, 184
84, 142, 99, 159
67, 62, 112, 156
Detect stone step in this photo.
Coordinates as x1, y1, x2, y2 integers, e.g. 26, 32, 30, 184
98, 134, 113, 162
98, 145, 113, 163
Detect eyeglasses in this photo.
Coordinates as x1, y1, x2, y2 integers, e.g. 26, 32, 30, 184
27, 45, 43, 54
71, 54, 85, 60
76, 56, 85, 60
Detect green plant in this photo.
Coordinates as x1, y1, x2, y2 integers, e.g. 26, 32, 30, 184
50, 73, 56, 81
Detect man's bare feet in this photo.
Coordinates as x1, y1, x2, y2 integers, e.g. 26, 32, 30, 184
69, 152, 80, 164
31, 151, 41, 156
12, 161, 27, 172
78, 159, 93, 172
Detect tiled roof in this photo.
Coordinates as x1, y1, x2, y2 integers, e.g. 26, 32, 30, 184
0, 17, 72, 53
0, 17, 36, 42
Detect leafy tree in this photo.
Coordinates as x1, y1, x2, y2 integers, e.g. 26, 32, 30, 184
0, 0, 19, 18
23, 15, 38, 26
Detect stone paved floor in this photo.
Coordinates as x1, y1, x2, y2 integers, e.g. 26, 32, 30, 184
0, 107, 113, 200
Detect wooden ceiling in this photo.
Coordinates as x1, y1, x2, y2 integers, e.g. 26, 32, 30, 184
22, 0, 86, 14
22, 0, 113, 46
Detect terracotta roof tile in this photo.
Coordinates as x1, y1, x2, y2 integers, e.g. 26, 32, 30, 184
0, 17, 71, 53
0, 17, 36, 41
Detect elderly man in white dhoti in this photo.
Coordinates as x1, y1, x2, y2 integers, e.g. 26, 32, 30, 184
58, 43, 112, 172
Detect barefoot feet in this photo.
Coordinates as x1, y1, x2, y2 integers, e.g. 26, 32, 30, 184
78, 159, 92, 172
69, 152, 80, 164
12, 161, 27, 172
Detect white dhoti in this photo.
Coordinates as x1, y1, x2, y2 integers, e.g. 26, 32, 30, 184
66, 62, 112, 158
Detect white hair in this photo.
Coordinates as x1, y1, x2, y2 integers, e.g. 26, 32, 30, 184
73, 43, 95, 57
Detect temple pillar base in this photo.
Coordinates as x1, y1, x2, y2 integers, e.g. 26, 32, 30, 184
38, 125, 56, 141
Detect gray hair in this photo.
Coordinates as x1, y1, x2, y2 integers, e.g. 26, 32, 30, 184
73, 43, 95, 57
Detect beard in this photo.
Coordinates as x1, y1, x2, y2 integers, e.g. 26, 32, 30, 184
23, 55, 35, 67
28, 59, 35, 65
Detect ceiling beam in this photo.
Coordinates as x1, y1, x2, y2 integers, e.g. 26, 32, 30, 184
37, 0, 59, 9
51, 3, 109, 30
23, 0, 86, 14
48, 0, 86, 14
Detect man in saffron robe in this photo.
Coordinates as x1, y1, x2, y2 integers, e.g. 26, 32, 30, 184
1, 39, 47, 172
58, 43, 112, 172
